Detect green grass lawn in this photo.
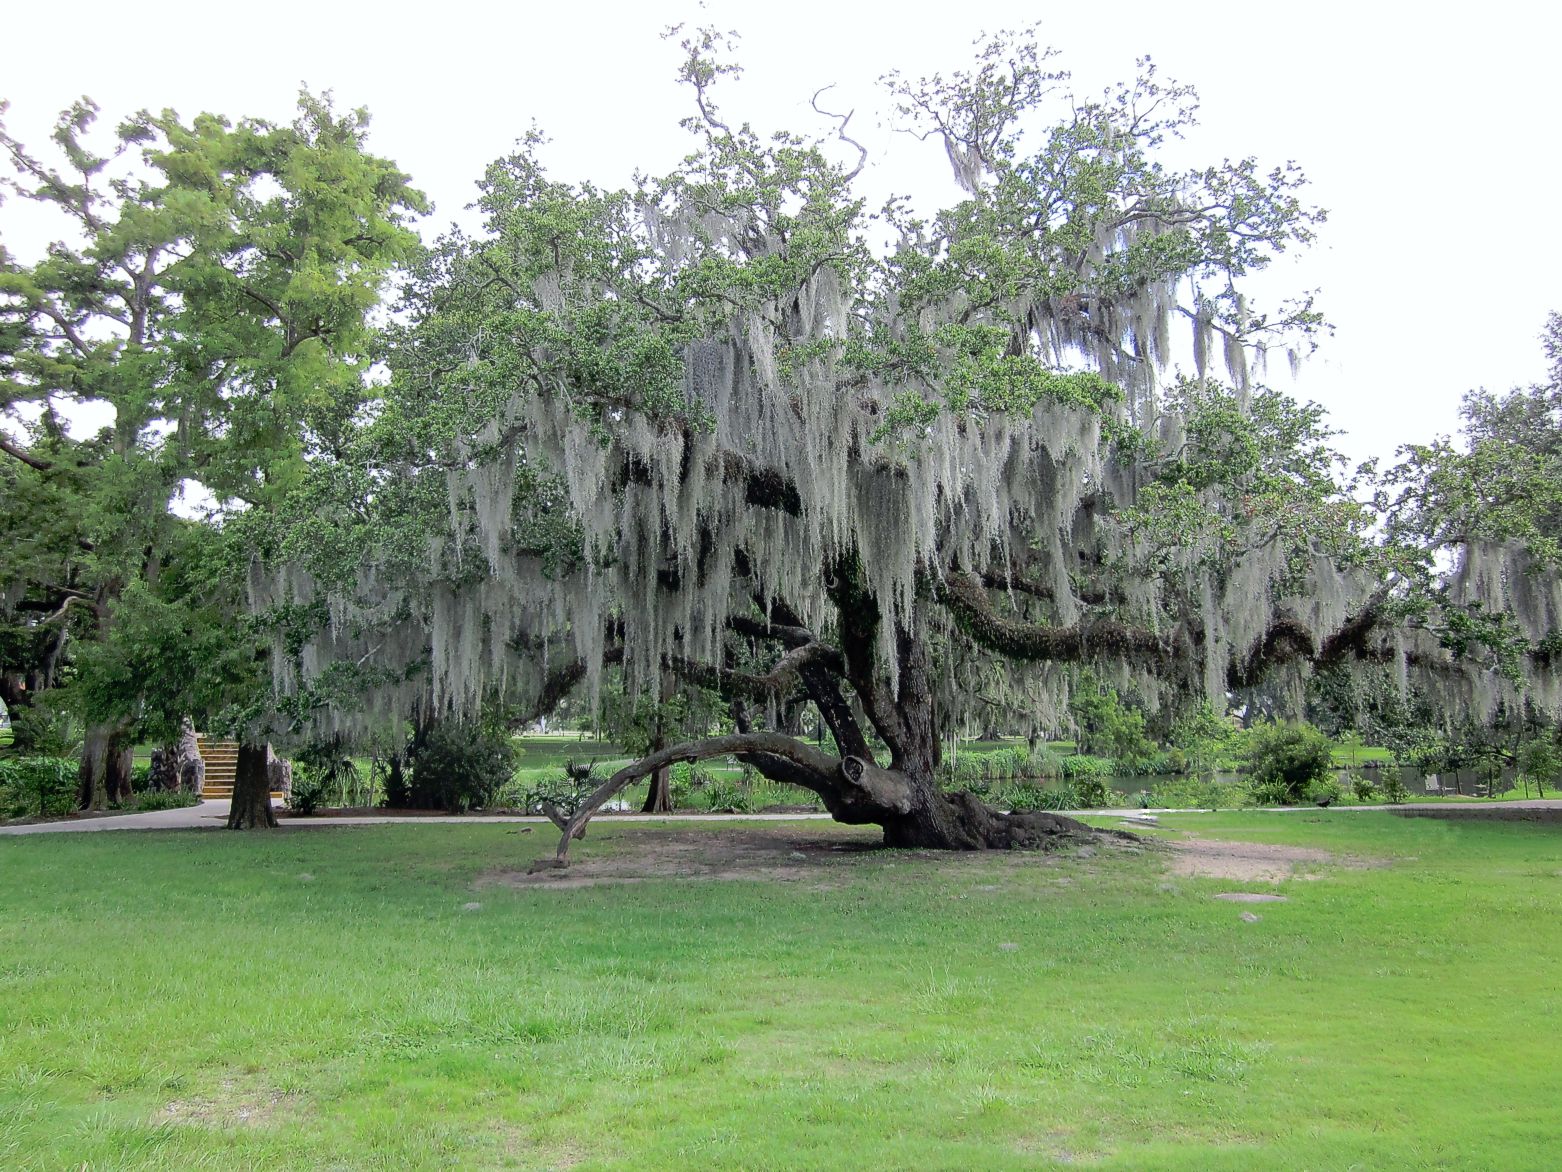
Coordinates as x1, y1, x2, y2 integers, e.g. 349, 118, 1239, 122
2, 813, 1558, 1169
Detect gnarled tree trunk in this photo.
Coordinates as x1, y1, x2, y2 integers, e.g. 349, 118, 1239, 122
227, 742, 278, 829
78, 723, 134, 811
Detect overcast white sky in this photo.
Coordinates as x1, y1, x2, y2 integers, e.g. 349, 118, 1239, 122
5, 0, 1558, 465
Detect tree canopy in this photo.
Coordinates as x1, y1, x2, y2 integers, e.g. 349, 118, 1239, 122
4, 29, 1558, 841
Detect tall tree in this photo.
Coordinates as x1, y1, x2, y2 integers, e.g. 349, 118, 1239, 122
0, 94, 424, 809
261, 28, 1489, 852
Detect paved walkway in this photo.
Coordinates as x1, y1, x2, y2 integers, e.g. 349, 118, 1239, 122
3, 798, 1560, 836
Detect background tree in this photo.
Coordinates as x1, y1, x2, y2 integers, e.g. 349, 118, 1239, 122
0, 93, 424, 811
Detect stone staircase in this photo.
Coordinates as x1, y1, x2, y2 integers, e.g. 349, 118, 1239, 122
196, 737, 284, 801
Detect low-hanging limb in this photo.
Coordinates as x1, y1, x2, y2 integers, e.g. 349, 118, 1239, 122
541, 732, 856, 865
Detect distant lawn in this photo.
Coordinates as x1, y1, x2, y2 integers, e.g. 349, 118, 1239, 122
2, 813, 1557, 1168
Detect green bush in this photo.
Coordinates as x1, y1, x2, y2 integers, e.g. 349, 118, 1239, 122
293, 739, 364, 810
0, 757, 78, 818
130, 761, 153, 793
1072, 772, 1116, 808
696, 774, 751, 812
1348, 772, 1378, 802
408, 722, 517, 812
287, 771, 335, 816
1306, 777, 1344, 807
1060, 754, 1115, 781
1147, 775, 1250, 810
521, 772, 598, 819
131, 789, 200, 812
1005, 784, 1080, 812
1238, 721, 1335, 805
1380, 772, 1410, 804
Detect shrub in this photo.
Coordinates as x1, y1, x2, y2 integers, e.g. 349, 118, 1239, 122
0, 757, 78, 818
1147, 775, 1250, 810
1238, 721, 1335, 805
292, 739, 364, 811
1380, 772, 1410, 804
1060, 753, 1115, 781
521, 771, 598, 819
1072, 772, 1116, 809
696, 774, 751, 812
286, 770, 335, 816
997, 782, 1079, 812
131, 789, 200, 812
1348, 772, 1378, 802
408, 722, 517, 812
130, 761, 153, 793
1306, 777, 1344, 807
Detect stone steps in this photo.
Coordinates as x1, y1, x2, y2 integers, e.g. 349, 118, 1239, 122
195, 736, 283, 800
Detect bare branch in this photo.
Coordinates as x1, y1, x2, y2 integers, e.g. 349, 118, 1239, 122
812, 85, 868, 182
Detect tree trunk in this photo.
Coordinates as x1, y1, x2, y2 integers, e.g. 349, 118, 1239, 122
641, 765, 673, 813
227, 742, 278, 829
107, 740, 134, 805
148, 745, 178, 791
175, 717, 205, 794
78, 727, 109, 811
78, 724, 134, 810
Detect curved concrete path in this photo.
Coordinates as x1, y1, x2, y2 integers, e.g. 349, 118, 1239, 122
3, 798, 1559, 836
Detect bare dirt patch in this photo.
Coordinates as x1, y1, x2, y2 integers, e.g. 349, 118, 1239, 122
1164, 835, 1375, 883
159, 1080, 294, 1128
479, 824, 1134, 890
480, 826, 887, 889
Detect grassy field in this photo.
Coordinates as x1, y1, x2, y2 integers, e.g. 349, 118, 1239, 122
2, 813, 1558, 1169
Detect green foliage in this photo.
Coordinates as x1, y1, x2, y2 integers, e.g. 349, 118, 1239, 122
0, 756, 77, 818
1071, 771, 1117, 809
1517, 737, 1560, 797
1380, 772, 1411, 804
126, 789, 199, 813
1305, 777, 1344, 807
291, 738, 365, 812
1347, 772, 1378, 803
0, 91, 424, 745
407, 722, 517, 812
1238, 720, 1336, 804
1001, 781, 1078, 812
1147, 775, 1251, 810
1059, 753, 1116, 782
519, 771, 598, 819
1169, 703, 1235, 778
692, 773, 751, 813
1068, 679, 1155, 768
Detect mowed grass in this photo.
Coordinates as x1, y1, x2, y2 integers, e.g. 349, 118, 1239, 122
1, 814, 1558, 1169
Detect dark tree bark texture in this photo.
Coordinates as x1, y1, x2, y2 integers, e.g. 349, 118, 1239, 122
641, 766, 674, 813
227, 742, 278, 829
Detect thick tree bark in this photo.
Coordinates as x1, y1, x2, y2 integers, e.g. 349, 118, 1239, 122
528, 579, 1110, 863
78, 723, 133, 810
227, 742, 278, 829
148, 745, 178, 791
641, 766, 674, 813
